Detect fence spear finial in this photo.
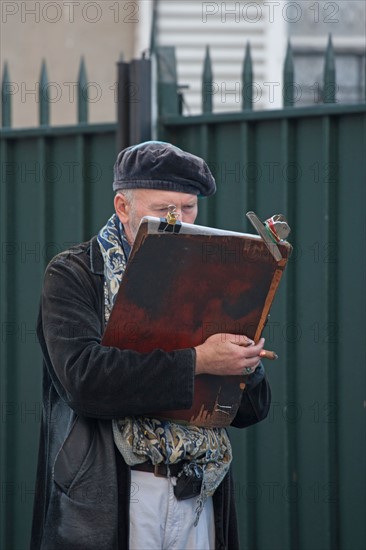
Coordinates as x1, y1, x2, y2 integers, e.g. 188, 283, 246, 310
39, 59, 50, 126
78, 56, 88, 123
202, 45, 213, 114
242, 42, 253, 111
283, 39, 294, 107
323, 34, 336, 103
1, 62, 11, 127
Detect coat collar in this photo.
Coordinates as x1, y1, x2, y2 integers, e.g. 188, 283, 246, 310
89, 236, 104, 275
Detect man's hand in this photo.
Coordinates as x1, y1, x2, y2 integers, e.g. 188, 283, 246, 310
194, 334, 265, 376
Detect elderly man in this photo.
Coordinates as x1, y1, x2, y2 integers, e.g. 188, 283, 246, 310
31, 141, 271, 550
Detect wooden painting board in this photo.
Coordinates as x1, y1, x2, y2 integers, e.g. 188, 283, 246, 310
102, 216, 292, 427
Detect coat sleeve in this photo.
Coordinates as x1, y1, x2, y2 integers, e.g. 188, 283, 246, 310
230, 364, 271, 428
38, 254, 195, 419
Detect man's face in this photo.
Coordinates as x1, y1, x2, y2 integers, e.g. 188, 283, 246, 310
114, 189, 198, 244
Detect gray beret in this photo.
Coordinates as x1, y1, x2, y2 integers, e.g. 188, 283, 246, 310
113, 141, 216, 197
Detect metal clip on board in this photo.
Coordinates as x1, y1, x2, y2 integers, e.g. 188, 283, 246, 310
246, 211, 291, 262
158, 204, 182, 234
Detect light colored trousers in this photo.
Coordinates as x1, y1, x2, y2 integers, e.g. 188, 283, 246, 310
130, 470, 215, 550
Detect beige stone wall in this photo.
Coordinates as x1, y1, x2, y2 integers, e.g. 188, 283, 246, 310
1, 1, 146, 127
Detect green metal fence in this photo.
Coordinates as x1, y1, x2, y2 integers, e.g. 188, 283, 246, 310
154, 42, 366, 550
1, 36, 366, 550
1, 125, 117, 549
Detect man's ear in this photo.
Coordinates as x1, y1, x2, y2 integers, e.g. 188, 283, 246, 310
114, 193, 130, 224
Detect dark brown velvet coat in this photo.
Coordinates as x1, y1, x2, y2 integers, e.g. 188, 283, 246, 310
31, 236, 271, 550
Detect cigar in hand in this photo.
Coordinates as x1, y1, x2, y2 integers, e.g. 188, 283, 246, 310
259, 349, 278, 360
235, 337, 278, 360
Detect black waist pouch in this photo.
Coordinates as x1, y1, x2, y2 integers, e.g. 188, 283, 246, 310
173, 463, 203, 500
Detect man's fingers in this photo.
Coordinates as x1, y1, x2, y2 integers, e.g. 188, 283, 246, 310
228, 334, 254, 346
240, 338, 265, 357
228, 334, 265, 352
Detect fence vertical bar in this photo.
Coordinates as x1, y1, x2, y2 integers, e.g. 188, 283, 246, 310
37, 136, 48, 268
1, 62, 11, 127
202, 46, 213, 114
76, 56, 89, 237
0, 131, 18, 548
78, 57, 88, 124
280, 116, 299, 550
237, 119, 258, 548
283, 40, 294, 108
0, 135, 9, 550
76, 134, 86, 239
323, 34, 336, 104
39, 60, 50, 126
322, 113, 340, 550
242, 42, 253, 111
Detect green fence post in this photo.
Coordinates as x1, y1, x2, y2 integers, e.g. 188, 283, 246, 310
323, 34, 336, 104
129, 55, 152, 144
78, 57, 88, 124
39, 60, 50, 126
1, 62, 11, 128
242, 43, 253, 111
202, 46, 213, 114
117, 52, 131, 151
155, 46, 179, 117
283, 40, 294, 108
